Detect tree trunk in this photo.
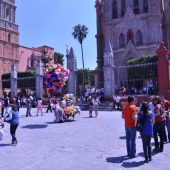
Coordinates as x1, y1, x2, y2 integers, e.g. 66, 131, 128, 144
80, 43, 85, 93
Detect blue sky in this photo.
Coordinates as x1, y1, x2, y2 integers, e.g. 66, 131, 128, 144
16, 0, 97, 70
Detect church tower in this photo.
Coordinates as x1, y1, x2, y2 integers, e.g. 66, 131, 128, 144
66, 47, 77, 95
0, 0, 19, 75
0, 0, 19, 96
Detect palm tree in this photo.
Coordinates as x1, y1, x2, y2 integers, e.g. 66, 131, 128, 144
72, 24, 88, 91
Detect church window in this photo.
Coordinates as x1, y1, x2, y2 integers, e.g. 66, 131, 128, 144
8, 34, 11, 42
112, 0, 118, 19
134, 0, 139, 14
127, 29, 134, 43
143, 0, 149, 13
136, 30, 143, 45
119, 33, 125, 48
121, 0, 126, 17
6, 7, 11, 21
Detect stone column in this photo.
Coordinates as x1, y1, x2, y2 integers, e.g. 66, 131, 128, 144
104, 65, 115, 98
36, 59, 43, 99
67, 71, 77, 96
103, 42, 115, 98
156, 42, 170, 100
10, 63, 17, 98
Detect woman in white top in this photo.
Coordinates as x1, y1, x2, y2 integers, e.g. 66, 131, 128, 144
93, 97, 100, 117
36, 98, 43, 116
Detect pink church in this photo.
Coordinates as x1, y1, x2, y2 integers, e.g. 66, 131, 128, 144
19, 45, 54, 72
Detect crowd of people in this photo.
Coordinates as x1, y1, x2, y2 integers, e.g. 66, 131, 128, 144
0, 94, 80, 145
122, 95, 170, 163
0, 90, 170, 165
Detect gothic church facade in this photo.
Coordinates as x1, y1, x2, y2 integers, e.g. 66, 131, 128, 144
95, 0, 170, 96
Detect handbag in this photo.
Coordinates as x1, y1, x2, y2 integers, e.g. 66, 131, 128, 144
136, 113, 145, 132
136, 121, 144, 132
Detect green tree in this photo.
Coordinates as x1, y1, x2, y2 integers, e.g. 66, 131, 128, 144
40, 50, 52, 69
72, 24, 88, 90
54, 52, 64, 65
77, 68, 90, 85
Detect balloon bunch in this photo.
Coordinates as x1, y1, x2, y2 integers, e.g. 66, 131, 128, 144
64, 105, 76, 117
44, 64, 70, 91
64, 94, 76, 106
64, 105, 79, 118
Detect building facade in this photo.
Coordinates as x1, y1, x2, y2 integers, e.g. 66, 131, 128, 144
19, 45, 54, 72
95, 0, 170, 97
0, 0, 19, 95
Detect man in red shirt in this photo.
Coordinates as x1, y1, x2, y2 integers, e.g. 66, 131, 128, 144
122, 96, 137, 158
160, 96, 170, 142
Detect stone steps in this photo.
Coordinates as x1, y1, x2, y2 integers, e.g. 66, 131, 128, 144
76, 102, 113, 111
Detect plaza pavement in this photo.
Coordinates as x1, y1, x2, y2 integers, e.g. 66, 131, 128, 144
0, 108, 170, 170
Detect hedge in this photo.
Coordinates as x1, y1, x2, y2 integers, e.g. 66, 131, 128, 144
1, 71, 35, 80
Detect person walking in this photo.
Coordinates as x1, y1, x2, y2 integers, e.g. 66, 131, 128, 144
113, 95, 121, 111
36, 98, 43, 116
160, 96, 170, 142
53, 101, 64, 123
4, 104, 19, 145
88, 96, 94, 117
122, 96, 137, 158
153, 96, 166, 152
138, 102, 155, 163
26, 97, 32, 117
46, 98, 53, 113
93, 97, 100, 117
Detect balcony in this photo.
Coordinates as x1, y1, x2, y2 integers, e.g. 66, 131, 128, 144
0, 19, 18, 32
3, 0, 15, 5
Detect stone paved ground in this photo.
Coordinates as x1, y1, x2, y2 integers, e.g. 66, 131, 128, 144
0, 108, 170, 170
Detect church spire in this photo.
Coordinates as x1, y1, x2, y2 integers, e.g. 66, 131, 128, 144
66, 47, 77, 71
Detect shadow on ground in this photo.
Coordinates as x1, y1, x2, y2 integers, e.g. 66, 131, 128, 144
83, 117, 95, 119
119, 136, 126, 139
21, 124, 48, 129
65, 119, 76, 123
46, 121, 57, 124
0, 143, 11, 147
106, 155, 129, 163
121, 160, 145, 168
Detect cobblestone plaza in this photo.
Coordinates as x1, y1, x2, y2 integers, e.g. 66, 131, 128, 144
0, 108, 170, 170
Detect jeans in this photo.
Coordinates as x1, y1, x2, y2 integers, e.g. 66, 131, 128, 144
165, 119, 170, 141
141, 136, 152, 160
26, 107, 31, 116
10, 124, 18, 142
89, 105, 93, 117
46, 105, 52, 113
153, 121, 166, 150
125, 127, 136, 157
